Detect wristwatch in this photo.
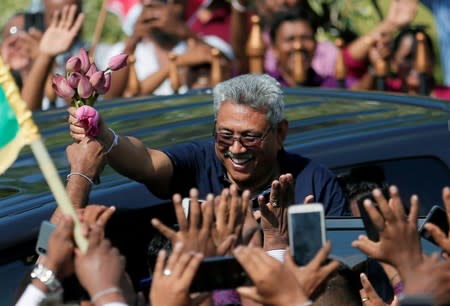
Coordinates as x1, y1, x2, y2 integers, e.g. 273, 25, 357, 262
30, 264, 62, 292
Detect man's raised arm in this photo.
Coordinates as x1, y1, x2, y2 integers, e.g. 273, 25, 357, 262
68, 107, 174, 197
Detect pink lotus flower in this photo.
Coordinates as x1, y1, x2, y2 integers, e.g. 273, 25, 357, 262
52, 74, 75, 99
76, 105, 100, 137
79, 48, 90, 73
107, 53, 128, 71
89, 71, 105, 89
52, 48, 128, 113
67, 72, 82, 88
66, 56, 81, 73
77, 76, 94, 99
85, 63, 98, 78
96, 73, 111, 95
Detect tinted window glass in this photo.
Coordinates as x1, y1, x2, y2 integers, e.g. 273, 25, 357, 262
334, 157, 450, 216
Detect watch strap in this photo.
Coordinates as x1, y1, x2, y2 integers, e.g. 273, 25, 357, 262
30, 263, 62, 292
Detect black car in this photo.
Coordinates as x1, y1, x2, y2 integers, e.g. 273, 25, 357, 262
1, 88, 449, 304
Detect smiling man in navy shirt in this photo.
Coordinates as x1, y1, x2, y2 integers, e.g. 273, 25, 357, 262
69, 74, 346, 216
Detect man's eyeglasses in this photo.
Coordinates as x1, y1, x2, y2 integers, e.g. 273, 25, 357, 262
213, 125, 273, 148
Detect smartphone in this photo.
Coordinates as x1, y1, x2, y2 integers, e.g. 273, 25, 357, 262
288, 203, 326, 266
419, 205, 449, 245
189, 256, 250, 292
24, 12, 45, 32
356, 192, 380, 242
36, 221, 56, 256
365, 258, 394, 302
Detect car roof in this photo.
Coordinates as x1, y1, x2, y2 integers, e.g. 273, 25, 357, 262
0, 88, 449, 248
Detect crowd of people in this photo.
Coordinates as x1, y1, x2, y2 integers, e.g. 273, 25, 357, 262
3, 0, 450, 305
2, 0, 450, 111
12, 71, 450, 306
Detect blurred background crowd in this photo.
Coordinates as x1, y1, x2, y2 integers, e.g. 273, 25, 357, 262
1, 0, 450, 112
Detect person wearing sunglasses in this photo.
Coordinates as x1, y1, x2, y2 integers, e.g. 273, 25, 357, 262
68, 73, 346, 218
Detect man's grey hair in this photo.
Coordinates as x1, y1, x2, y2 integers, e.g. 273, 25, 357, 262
212, 74, 285, 125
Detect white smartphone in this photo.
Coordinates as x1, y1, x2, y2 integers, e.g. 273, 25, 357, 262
288, 203, 326, 266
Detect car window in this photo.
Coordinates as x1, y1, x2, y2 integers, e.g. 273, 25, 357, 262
334, 156, 450, 216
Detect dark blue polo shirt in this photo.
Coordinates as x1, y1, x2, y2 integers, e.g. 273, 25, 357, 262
162, 139, 346, 216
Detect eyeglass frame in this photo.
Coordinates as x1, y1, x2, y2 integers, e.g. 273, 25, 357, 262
212, 122, 274, 148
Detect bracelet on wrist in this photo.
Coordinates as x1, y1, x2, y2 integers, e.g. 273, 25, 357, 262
91, 287, 123, 304
30, 264, 62, 293
105, 128, 119, 154
231, 0, 247, 13
67, 172, 94, 185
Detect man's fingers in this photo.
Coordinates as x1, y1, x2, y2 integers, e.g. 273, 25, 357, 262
303, 195, 315, 204
217, 235, 237, 256
236, 287, 263, 303
352, 235, 379, 258
172, 194, 188, 231
87, 224, 103, 249
373, 188, 394, 223
153, 249, 167, 278
308, 241, 332, 268
97, 206, 116, 226
360, 273, 378, 299
151, 218, 176, 241
424, 223, 448, 251
364, 199, 385, 231
408, 194, 419, 225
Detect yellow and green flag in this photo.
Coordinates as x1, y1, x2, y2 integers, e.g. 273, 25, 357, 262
0, 56, 39, 174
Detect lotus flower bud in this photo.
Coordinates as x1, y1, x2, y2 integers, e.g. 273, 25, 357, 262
75, 105, 100, 137
85, 63, 99, 78
97, 72, 111, 94
89, 71, 105, 89
77, 76, 94, 99
107, 53, 128, 71
66, 56, 81, 73
79, 48, 90, 73
67, 72, 82, 88
52, 74, 75, 99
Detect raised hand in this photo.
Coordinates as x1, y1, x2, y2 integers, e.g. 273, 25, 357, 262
284, 241, 340, 298
42, 215, 76, 280
423, 187, 450, 255
352, 186, 422, 281
233, 246, 308, 306
259, 173, 294, 250
67, 106, 111, 143
385, 0, 417, 29
402, 253, 450, 305
1, 34, 32, 71
39, 4, 84, 56
66, 136, 107, 181
150, 242, 204, 306
80, 204, 116, 229
212, 184, 249, 254
151, 189, 218, 256
74, 225, 126, 304
359, 273, 398, 306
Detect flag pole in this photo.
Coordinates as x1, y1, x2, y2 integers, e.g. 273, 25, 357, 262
0, 57, 88, 253
30, 140, 88, 253
89, 0, 109, 58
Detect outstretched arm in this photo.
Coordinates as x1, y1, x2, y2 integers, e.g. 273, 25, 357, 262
346, 0, 417, 61
68, 107, 174, 197
22, 5, 84, 110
